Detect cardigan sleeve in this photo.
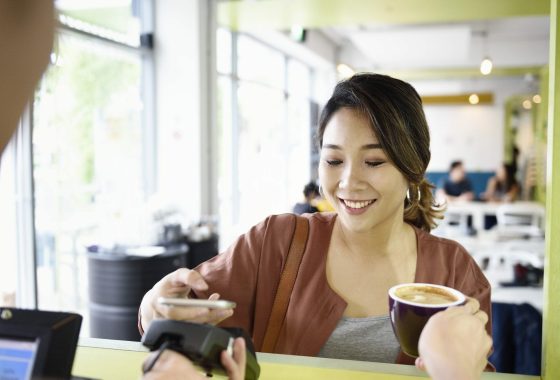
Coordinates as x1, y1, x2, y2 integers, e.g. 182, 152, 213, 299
191, 214, 297, 349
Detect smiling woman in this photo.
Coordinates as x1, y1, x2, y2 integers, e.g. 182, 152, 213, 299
139, 73, 493, 378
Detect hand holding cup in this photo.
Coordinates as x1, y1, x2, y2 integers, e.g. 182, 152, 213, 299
388, 283, 466, 357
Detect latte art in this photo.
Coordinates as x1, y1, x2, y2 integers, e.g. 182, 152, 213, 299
395, 285, 458, 305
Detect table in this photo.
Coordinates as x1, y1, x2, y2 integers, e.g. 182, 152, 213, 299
444, 201, 544, 234
72, 338, 540, 380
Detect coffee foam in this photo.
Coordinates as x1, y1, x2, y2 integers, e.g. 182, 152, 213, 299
394, 285, 460, 306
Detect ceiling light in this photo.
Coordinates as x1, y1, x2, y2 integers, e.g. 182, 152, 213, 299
522, 99, 533, 110
480, 57, 493, 75
468, 94, 480, 105
533, 94, 542, 104
337, 63, 355, 79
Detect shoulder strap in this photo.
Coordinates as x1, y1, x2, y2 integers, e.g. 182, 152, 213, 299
261, 215, 309, 353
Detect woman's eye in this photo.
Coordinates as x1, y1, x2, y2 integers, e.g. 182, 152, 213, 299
325, 159, 342, 166
366, 161, 384, 167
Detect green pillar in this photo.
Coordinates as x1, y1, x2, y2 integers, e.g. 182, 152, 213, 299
543, 0, 560, 378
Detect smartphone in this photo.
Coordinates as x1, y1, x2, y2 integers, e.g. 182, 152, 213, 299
157, 297, 236, 309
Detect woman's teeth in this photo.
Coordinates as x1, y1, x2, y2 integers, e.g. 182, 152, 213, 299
343, 199, 374, 209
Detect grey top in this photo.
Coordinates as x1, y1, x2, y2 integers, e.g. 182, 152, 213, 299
317, 315, 401, 363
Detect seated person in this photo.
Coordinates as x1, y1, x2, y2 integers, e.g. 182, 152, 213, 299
436, 160, 475, 203
481, 163, 519, 202
292, 181, 320, 214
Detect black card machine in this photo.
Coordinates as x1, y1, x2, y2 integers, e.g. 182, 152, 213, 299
0, 308, 82, 380
142, 320, 261, 380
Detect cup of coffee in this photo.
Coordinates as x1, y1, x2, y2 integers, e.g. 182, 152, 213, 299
388, 283, 466, 357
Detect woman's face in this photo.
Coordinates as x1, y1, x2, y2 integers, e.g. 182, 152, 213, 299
318, 108, 409, 233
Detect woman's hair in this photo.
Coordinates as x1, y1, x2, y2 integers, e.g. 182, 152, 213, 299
316, 73, 442, 231
497, 162, 518, 193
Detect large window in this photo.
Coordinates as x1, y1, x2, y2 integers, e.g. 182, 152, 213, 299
33, 33, 145, 313
217, 30, 313, 245
0, 1, 154, 334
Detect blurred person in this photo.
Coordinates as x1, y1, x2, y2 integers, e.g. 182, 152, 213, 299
436, 160, 475, 203
0, 0, 55, 153
481, 163, 519, 202
292, 181, 320, 214
139, 74, 493, 374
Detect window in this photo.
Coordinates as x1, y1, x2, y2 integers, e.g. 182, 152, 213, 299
33, 32, 145, 313
0, 0, 155, 334
217, 31, 313, 245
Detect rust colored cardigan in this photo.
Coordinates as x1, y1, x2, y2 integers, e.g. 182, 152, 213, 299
188, 212, 492, 366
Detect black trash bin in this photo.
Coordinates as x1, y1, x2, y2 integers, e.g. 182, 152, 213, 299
87, 244, 188, 341
185, 233, 219, 269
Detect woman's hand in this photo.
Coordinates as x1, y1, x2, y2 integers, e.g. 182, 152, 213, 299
415, 297, 492, 380
142, 338, 246, 380
139, 268, 234, 332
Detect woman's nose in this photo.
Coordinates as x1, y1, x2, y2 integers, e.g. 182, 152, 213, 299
338, 163, 365, 190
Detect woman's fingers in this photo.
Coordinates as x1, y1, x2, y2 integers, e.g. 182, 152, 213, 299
153, 291, 234, 325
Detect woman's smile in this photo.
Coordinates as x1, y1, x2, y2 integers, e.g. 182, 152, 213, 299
339, 198, 377, 215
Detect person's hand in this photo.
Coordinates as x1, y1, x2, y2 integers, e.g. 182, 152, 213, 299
0, 0, 55, 153
415, 298, 492, 380
142, 349, 203, 380
221, 337, 247, 380
142, 338, 246, 380
139, 268, 234, 332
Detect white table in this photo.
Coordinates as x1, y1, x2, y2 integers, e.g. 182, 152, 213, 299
444, 201, 544, 233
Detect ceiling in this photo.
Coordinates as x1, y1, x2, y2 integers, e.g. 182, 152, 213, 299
327, 16, 549, 72
218, 0, 551, 76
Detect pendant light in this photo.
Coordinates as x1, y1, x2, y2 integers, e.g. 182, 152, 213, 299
480, 30, 492, 75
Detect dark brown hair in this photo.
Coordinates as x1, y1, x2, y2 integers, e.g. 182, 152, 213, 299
316, 73, 442, 231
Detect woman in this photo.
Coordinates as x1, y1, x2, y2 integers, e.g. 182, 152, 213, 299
482, 163, 519, 202
139, 74, 492, 368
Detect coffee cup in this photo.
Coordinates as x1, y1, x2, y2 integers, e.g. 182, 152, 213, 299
388, 283, 466, 357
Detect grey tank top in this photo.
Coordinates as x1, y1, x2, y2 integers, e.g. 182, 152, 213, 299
317, 315, 401, 363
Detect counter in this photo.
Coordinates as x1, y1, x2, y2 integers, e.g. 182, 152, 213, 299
73, 338, 540, 380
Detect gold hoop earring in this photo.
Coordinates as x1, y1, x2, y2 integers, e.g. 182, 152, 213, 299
406, 186, 421, 203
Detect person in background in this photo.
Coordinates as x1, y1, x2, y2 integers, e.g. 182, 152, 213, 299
436, 160, 475, 203
292, 181, 320, 214
481, 163, 519, 202
139, 73, 493, 377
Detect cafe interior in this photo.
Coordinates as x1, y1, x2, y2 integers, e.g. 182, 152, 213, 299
0, 0, 559, 379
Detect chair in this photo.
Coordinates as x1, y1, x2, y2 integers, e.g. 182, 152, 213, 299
495, 203, 545, 239
433, 209, 474, 239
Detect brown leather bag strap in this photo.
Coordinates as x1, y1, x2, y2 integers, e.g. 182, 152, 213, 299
261, 215, 309, 353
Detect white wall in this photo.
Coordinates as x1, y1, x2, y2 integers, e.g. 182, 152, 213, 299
411, 77, 533, 172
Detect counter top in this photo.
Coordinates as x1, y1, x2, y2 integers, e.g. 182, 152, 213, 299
73, 338, 540, 380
